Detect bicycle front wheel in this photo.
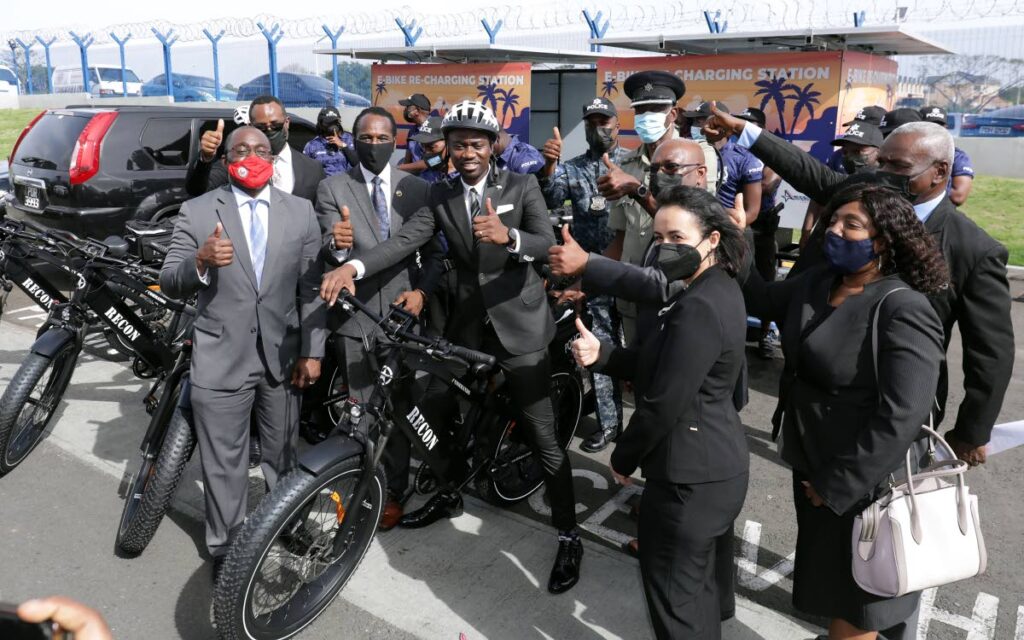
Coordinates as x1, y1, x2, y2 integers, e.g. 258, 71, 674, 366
0, 345, 78, 475
213, 455, 385, 640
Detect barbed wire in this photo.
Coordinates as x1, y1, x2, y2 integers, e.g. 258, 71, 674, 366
3, 0, 1023, 47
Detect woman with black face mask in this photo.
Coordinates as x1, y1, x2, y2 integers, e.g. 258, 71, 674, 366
572, 186, 750, 639
737, 183, 950, 640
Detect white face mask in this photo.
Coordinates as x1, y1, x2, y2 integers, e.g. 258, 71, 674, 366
690, 126, 705, 141
634, 110, 670, 144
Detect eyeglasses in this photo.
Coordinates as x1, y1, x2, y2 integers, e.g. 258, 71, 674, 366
252, 122, 286, 134
650, 162, 703, 175
229, 145, 273, 159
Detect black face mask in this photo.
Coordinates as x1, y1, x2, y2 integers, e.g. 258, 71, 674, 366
585, 127, 615, 155
355, 140, 394, 175
656, 241, 707, 281
650, 170, 685, 198
875, 170, 917, 203
403, 107, 416, 123
266, 127, 288, 156
842, 155, 873, 174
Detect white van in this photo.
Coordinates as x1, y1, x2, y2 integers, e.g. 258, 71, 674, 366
0, 66, 19, 97
52, 64, 142, 97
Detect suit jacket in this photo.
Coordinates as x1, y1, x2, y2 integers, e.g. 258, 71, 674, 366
750, 130, 1014, 446
185, 145, 326, 205
596, 265, 749, 484
743, 266, 945, 514
160, 185, 326, 390
356, 167, 556, 355
315, 165, 443, 337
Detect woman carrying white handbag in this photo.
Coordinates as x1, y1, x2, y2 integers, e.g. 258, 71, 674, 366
739, 182, 958, 640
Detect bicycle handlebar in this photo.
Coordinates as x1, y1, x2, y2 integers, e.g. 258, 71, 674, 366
336, 290, 496, 369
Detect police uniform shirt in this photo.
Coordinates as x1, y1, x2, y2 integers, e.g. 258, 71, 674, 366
717, 140, 764, 209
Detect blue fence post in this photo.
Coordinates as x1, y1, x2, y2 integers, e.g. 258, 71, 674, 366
321, 25, 345, 107
853, 11, 867, 27
151, 28, 178, 99
257, 22, 284, 98
703, 10, 728, 34
582, 9, 610, 53
109, 32, 131, 97
481, 18, 503, 45
35, 36, 56, 93
68, 31, 94, 94
395, 18, 423, 47
15, 39, 33, 95
7, 41, 19, 90
202, 29, 225, 101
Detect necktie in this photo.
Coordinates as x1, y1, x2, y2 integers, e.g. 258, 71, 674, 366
469, 187, 481, 218
247, 199, 267, 290
272, 157, 282, 188
371, 176, 390, 239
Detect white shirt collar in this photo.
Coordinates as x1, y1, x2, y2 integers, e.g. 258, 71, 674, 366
360, 163, 391, 188
274, 143, 292, 166
231, 184, 272, 206
913, 191, 946, 223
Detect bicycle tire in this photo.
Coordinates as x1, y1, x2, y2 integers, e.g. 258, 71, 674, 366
475, 371, 584, 507
213, 456, 385, 640
0, 346, 78, 475
116, 406, 195, 555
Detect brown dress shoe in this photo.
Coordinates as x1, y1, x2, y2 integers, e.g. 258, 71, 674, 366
379, 499, 404, 531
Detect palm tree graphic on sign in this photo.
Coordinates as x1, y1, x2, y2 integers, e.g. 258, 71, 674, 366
373, 80, 388, 106
496, 87, 520, 128
787, 83, 822, 134
477, 81, 500, 113
601, 79, 618, 98
755, 76, 799, 134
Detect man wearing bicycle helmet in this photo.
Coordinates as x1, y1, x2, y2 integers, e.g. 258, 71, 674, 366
319, 100, 584, 594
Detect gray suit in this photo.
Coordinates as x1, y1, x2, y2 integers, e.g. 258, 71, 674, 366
161, 184, 326, 556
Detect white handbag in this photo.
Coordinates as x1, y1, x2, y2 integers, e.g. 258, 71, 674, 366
850, 288, 987, 598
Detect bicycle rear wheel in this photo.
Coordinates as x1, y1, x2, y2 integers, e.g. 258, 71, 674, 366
0, 345, 78, 475
476, 371, 583, 507
213, 455, 385, 640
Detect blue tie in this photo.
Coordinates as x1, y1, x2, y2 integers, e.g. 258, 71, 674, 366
371, 176, 390, 239
247, 199, 267, 289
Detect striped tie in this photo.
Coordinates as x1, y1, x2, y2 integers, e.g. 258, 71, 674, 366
248, 199, 267, 290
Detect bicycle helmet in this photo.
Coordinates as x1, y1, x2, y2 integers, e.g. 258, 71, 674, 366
440, 100, 501, 139
233, 105, 250, 125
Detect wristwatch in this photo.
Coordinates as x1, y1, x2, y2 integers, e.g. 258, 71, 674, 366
632, 183, 649, 200
505, 228, 520, 249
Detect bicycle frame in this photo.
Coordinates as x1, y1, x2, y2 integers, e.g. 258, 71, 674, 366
0, 231, 76, 316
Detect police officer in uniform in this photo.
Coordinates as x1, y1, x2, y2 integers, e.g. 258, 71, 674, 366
538, 97, 631, 452
597, 70, 686, 345
920, 105, 975, 206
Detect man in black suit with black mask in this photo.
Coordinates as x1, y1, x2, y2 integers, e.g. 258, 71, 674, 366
319, 100, 583, 595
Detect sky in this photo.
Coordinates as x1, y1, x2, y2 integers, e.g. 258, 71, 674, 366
3, 1, 1022, 87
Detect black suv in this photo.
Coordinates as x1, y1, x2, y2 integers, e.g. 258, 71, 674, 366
6, 105, 315, 239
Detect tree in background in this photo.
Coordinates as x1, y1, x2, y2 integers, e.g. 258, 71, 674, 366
322, 61, 370, 100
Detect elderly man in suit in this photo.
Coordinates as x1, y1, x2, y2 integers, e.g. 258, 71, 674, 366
161, 125, 326, 579
319, 100, 584, 595
186, 95, 327, 205
316, 106, 443, 529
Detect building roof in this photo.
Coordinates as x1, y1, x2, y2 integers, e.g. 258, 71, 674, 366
590, 25, 954, 56
313, 43, 628, 66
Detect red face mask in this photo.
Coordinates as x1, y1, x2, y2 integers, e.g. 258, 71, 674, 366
227, 155, 274, 190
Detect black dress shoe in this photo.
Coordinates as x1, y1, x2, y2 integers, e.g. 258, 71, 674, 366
212, 555, 226, 584
398, 492, 463, 529
548, 537, 583, 594
579, 425, 620, 454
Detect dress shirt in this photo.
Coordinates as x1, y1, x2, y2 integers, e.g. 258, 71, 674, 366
198, 184, 271, 284
272, 144, 295, 194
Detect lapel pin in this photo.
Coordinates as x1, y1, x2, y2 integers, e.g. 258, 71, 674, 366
496, 184, 503, 190
395, 190, 403, 197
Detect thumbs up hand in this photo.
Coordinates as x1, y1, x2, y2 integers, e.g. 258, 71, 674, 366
472, 197, 511, 245
596, 152, 641, 200
332, 205, 354, 249
200, 119, 225, 163
571, 316, 601, 367
197, 221, 234, 274
541, 126, 563, 177
548, 223, 589, 278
